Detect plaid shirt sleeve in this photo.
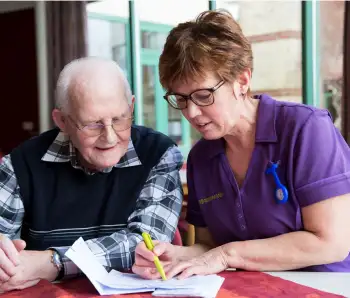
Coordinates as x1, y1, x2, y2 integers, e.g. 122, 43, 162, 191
53, 145, 184, 279
0, 155, 24, 239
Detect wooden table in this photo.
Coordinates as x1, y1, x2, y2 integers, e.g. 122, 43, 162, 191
2, 271, 347, 297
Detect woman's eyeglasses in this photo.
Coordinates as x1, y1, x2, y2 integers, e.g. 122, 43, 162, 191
164, 80, 225, 110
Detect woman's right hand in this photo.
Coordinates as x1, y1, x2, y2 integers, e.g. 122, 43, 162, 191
132, 240, 181, 279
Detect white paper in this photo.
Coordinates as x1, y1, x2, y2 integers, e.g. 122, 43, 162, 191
65, 237, 224, 297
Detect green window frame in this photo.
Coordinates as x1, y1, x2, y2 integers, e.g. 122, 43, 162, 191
88, 12, 191, 157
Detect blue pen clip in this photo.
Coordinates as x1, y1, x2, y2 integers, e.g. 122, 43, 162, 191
265, 161, 288, 204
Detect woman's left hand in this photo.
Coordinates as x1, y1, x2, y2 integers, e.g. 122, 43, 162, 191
163, 246, 230, 279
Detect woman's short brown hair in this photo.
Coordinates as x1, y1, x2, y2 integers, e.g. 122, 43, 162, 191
159, 10, 253, 91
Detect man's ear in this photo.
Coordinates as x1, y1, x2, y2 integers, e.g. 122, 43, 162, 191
130, 96, 135, 114
52, 109, 67, 132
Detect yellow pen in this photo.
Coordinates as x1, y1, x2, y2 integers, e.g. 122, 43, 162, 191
142, 232, 167, 281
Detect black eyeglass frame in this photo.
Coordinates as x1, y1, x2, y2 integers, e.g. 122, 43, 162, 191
163, 80, 225, 110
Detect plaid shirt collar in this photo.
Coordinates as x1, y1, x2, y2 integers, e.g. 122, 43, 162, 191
41, 132, 142, 173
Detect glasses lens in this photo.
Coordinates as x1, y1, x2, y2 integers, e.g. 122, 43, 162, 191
82, 123, 103, 137
112, 117, 132, 132
167, 94, 187, 109
191, 90, 213, 106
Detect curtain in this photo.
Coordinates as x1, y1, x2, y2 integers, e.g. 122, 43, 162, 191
46, 1, 88, 125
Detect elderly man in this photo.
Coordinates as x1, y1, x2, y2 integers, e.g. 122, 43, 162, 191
0, 57, 183, 291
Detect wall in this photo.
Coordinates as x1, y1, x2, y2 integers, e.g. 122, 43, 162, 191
320, 0, 344, 81
320, 0, 344, 128
238, 1, 302, 102
0, 1, 34, 14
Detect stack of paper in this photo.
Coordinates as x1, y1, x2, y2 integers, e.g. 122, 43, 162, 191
65, 237, 225, 297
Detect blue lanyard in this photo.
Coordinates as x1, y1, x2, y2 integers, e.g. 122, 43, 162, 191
265, 161, 288, 204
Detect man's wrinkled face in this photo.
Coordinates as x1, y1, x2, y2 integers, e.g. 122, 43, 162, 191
61, 82, 133, 171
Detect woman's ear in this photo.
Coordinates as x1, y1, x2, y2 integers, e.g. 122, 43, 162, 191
237, 69, 252, 95
52, 109, 67, 132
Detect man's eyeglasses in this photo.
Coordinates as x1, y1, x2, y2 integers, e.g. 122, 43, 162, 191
67, 115, 133, 137
164, 80, 225, 110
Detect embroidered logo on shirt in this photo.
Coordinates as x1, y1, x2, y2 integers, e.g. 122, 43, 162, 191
199, 192, 224, 205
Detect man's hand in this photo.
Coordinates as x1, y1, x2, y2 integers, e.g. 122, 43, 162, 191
0, 250, 59, 292
0, 234, 26, 282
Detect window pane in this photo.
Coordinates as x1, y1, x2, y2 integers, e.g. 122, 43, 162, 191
217, 0, 240, 20
168, 107, 182, 144
142, 65, 156, 130
320, 1, 344, 132
138, 0, 208, 25
111, 22, 127, 70
141, 31, 169, 50
87, 0, 128, 17
217, 1, 302, 104
87, 0, 129, 78
87, 0, 210, 156
138, 0, 209, 154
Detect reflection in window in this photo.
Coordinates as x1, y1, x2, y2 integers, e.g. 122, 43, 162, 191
141, 31, 168, 50
87, 0, 129, 77
87, 18, 128, 74
137, 0, 208, 155
320, 1, 344, 131
218, 0, 240, 21
216, 0, 302, 107
142, 66, 156, 130
190, 127, 202, 146
111, 22, 128, 71
168, 106, 182, 144
111, 45, 126, 70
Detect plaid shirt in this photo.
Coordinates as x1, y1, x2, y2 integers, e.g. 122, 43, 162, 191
0, 132, 184, 279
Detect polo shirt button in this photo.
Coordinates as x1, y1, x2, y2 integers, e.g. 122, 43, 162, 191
236, 202, 241, 208
241, 225, 246, 230
238, 214, 243, 219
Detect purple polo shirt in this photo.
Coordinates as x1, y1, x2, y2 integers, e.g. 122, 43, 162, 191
186, 94, 350, 272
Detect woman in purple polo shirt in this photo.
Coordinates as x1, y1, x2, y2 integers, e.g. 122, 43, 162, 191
132, 10, 350, 278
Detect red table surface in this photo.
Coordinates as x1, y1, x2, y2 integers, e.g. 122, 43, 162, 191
1, 271, 345, 298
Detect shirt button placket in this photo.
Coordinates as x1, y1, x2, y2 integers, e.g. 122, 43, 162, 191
237, 192, 247, 231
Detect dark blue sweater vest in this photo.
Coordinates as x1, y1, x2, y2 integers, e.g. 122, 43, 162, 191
10, 125, 175, 250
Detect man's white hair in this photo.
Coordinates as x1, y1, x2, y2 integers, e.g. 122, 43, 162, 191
55, 57, 133, 112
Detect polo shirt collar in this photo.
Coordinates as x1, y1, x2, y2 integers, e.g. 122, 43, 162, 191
254, 94, 278, 143
206, 94, 278, 159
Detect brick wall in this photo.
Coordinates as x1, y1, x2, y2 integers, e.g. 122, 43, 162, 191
238, 1, 302, 102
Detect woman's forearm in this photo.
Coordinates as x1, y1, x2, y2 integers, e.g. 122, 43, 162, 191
222, 231, 348, 271
178, 244, 212, 261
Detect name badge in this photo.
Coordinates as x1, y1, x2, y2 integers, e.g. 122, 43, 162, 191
199, 192, 224, 205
